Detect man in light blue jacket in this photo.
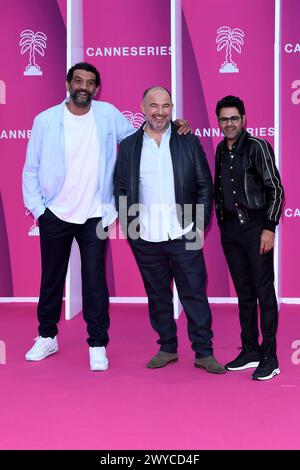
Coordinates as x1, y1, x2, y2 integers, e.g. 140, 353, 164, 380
23, 62, 188, 371
23, 62, 135, 371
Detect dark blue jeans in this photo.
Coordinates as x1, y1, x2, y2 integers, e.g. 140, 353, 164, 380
37, 209, 109, 347
129, 235, 213, 357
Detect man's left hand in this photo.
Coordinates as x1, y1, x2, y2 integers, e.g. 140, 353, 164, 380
174, 119, 192, 135
260, 229, 275, 254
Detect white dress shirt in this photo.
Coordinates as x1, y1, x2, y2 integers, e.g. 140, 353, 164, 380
139, 125, 193, 242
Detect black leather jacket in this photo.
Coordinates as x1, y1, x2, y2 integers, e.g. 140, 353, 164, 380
214, 130, 284, 230
114, 122, 213, 233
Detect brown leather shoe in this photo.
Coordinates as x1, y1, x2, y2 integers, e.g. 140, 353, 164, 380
147, 351, 178, 369
194, 355, 226, 374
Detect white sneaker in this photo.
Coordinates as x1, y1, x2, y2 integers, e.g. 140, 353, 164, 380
25, 336, 58, 361
89, 346, 109, 371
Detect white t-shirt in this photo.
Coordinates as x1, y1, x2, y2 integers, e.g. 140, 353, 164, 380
49, 105, 102, 223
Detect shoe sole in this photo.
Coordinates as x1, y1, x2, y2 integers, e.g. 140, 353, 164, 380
90, 362, 109, 371
25, 347, 58, 361
252, 368, 280, 381
90, 366, 109, 371
194, 364, 226, 374
226, 361, 260, 371
147, 358, 178, 369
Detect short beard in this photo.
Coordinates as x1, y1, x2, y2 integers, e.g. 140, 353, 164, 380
69, 89, 93, 108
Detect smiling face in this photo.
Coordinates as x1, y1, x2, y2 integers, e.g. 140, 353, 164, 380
218, 106, 245, 146
66, 69, 99, 113
141, 87, 173, 135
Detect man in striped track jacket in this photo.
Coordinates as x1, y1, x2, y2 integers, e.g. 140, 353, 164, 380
214, 95, 284, 381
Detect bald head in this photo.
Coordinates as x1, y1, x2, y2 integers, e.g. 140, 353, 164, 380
141, 87, 173, 136
142, 86, 172, 101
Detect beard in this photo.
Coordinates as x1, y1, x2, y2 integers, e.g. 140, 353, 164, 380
69, 87, 93, 108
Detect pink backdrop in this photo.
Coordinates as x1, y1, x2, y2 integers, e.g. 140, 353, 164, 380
0, 0, 66, 296
83, 0, 172, 297
0, 0, 299, 300
280, 0, 300, 297
183, 0, 275, 297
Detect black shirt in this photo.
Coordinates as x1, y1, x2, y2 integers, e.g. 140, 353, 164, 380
221, 145, 236, 213
220, 132, 243, 213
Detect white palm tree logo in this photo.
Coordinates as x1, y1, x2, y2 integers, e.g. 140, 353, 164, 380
20, 30, 47, 76
216, 26, 245, 73
122, 111, 145, 129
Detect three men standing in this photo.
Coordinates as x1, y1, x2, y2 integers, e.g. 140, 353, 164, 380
23, 60, 283, 381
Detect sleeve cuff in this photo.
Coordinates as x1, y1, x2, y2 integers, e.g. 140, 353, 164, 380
32, 205, 46, 221
263, 220, 276, 233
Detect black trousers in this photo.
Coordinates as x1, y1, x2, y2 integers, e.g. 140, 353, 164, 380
37, 209, 109, 347
220, 217, 278, 359
129, 235, 213, 357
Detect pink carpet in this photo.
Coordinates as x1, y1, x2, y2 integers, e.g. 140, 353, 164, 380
0, 303, 299, 450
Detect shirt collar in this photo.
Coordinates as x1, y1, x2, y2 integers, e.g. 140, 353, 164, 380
144, 123, 171, 142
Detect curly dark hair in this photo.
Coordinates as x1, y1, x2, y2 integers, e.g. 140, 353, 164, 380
66, 62, 101, 88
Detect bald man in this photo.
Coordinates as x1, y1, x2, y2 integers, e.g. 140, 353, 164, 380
114, 86, 225, 373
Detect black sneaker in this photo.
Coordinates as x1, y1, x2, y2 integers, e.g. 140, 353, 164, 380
252, 357, 280, 381
225, 350, 260, 371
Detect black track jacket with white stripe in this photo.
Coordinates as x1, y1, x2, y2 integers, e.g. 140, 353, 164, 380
214, 130, 284, 231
